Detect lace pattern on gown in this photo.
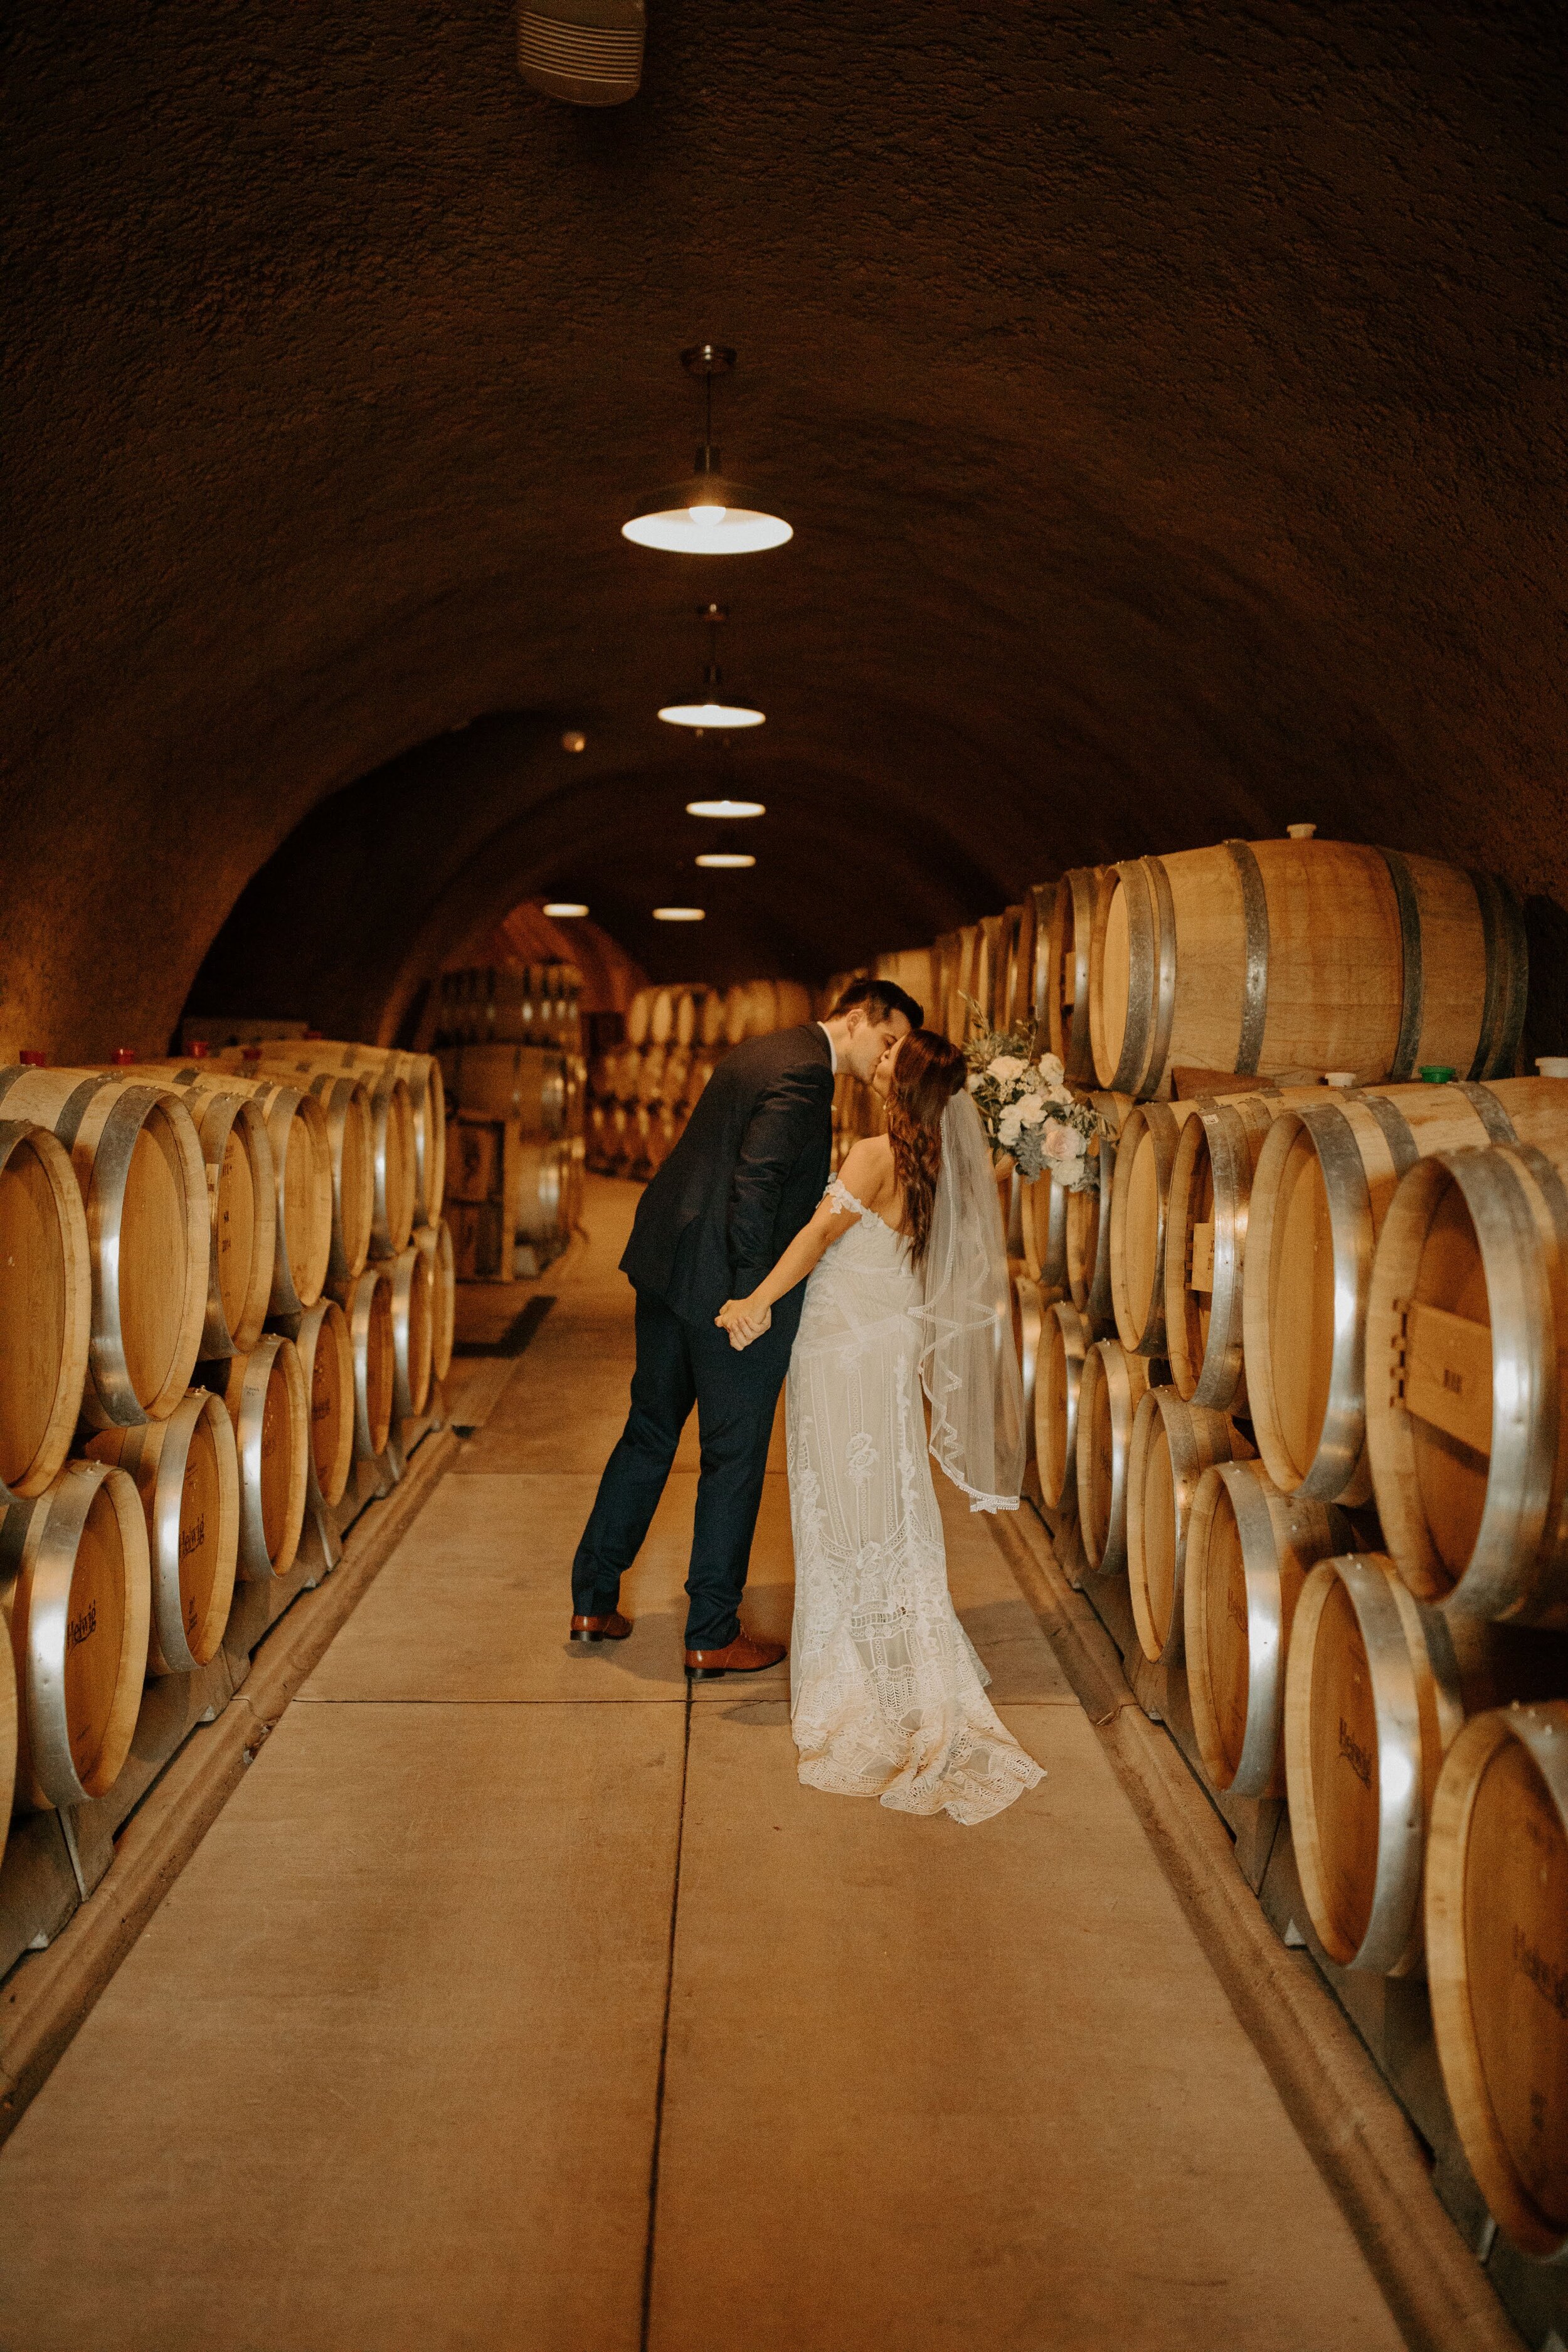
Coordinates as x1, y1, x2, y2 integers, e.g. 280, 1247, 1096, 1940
787, 1177, 1044, 1826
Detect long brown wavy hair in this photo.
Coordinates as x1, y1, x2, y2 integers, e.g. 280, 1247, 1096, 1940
884, 1029, 968, 1268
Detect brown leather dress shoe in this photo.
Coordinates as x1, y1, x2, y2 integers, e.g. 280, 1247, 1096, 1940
570, 1610, 632, 1643
684, 1631, 787, 1679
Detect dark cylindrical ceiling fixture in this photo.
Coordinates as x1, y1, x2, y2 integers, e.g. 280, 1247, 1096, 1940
625, 346, 793, 554
518, 2, 645, 107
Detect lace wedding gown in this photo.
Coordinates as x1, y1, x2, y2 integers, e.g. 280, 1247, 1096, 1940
786, 1175, 1045, 1826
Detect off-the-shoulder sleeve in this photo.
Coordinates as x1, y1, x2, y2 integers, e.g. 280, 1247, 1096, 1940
824, 1174, 867, 1218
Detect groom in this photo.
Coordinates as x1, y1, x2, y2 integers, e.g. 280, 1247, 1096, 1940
569, 976, 923, 1675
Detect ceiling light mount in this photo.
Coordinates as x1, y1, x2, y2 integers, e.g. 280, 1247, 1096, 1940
623, 346, 793, 556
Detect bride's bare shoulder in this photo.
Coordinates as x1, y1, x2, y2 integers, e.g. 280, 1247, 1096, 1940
838, 1135, 897, 1210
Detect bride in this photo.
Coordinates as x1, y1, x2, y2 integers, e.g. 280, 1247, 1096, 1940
717, 1028, 1044, 1826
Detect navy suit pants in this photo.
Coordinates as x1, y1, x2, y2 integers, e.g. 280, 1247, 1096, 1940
571, 1286, 793, 1650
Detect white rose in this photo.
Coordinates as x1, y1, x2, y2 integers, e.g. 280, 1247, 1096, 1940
1018, 1095, 1047, 1128
1042, 1120, 1086, 1165
997, 1105, 1025, 1148
1038, 1053, 1065, 1087
1047, 1083, 1075, 1107
989, 1055, 1026, 1085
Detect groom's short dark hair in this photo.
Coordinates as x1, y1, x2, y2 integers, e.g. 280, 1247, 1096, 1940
828, 975, 925, 1032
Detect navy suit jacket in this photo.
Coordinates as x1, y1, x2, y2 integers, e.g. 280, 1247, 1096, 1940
620, 1024, 835, 1325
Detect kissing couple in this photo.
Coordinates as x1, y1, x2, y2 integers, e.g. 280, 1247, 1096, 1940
569, 977, 1045, 1825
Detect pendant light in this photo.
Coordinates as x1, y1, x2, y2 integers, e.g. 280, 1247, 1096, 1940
686, 797, 765, 818
623, 346, 793, 555
659, 603, 765, 730
695, 852, 755, 869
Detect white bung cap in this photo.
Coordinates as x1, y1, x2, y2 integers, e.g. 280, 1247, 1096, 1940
1286, 822, 1317, 839
1537, 1057, 1568, 1078
1324, 1071, 1357, 1088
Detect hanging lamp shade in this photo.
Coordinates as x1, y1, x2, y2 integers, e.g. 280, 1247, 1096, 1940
518, 2, 645, 107
659, 603, 765, 729
623, 346, 793, 554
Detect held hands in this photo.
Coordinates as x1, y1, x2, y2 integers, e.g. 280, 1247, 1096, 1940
716, 1296, 772, 1350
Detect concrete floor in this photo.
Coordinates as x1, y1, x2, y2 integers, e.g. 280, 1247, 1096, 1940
0, 1179, 1408, 2351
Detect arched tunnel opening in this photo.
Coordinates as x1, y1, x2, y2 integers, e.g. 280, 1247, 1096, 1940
4, 8, 1567, 2347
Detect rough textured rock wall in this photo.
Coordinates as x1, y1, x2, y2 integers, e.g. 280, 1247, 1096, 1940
4, 2, 1564, 1055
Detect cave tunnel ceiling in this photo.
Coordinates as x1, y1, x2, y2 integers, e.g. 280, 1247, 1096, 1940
5, 2, 1565, 1052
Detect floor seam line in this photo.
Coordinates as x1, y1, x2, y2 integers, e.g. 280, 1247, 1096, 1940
640, 1670, 692, 2351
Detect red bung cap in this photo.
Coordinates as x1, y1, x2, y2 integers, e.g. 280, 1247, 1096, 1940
188, 1039, 210, 1059
305, 1029, 322, 1040
19, 1050, 46, 1067
243, 1045, 262, 1062
114, 1047, 137, 1066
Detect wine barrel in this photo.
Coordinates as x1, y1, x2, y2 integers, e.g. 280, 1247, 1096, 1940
1245, 1079, 1568, 1506
1367, 1138, 1568, 1628
1283, 1553, 1567, 1973
222, 1051, 415, 1264
389, 1242, 435, 1422
415, 1219, 456, 1385
997, 902, 1034, 1032
292, 1072, 375, 1283
1108, 1099, 1200, 1357
290, 1043, 445, 1225
1126, 1389, 1253, 1664
1088, 837, 1527, 1100
0, 1459, 151, 1808
444, 1042, 569, 1136
1184, 1461, 1350, 1797
0, 1121, 91, 1500
626, 988, 655, 1047
0, 1639, 15, 1845
517, 1140, 572, 1244
176, 1086, 276, 1358
1426, 1701, 1568, 2260
698, 988, 728, 1048
972, 914, 1005, 1034
290, 1296, 356, 1510
1019, 1172, 1066, 1291
1163, 1089, 1296, 1410
1076, 1338, 1157, 1575
85, 1387, 240, 1674
1012, 1275, 1044, 1463
1037, 1300, 1090, 1512
0, 1069, 209, 1430
211, 1337, 309, 1581
1044, 867, 1110, 1084
1064, 1092, 1134, 1333
162, 1066, 334, 1317
333, 1264, 396, 1462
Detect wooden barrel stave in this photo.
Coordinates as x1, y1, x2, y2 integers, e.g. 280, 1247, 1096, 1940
1064, 1091, 1133, 1333
1108, 1099, 1197, 1357
1045, 867, 1110, 1085
85, 1387, 239, 1674
1426, 1702, 1568, 2261
162, 1067, 334, 1318
1075, 1338, 1158, 1574
0, 1120, 92, 1500
0, 1069, 210, 1430
415, 1220, 456, 1385
1184, 1460, 1350, 1796
1126, 1389, 1253, 1665
212, 1336, 309, 1581
1012, 1276, 1044, 1465
0, 1459, 151, 1809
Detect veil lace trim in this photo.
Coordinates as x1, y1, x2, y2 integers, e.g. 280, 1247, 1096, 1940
912, 1093, 1025, 1514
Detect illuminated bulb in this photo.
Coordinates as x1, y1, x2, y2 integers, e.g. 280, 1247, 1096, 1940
657, 698, 765, 729
543, 902, 589, 918
696, 853, 755, 869
686, 798, 765, 819
653, 906, 706, 922
690, 504, 727, 527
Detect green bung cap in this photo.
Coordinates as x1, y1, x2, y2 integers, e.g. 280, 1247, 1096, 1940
1417, 1065, 1458, 1083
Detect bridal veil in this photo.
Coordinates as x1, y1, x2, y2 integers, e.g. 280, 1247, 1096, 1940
914, 1091, 1025, 1513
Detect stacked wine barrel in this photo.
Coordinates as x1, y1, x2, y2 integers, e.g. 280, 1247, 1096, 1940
890, 827, 1568, 2272
434, 962, 583, 1054
0, 1036, 458, 1869
588, 979, 815, 1179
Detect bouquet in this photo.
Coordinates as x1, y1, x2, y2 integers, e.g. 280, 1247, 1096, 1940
960, 998, 1104, 1192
